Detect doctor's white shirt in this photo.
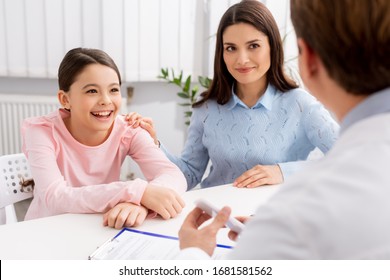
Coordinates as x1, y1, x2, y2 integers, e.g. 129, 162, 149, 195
179, 87, 390, 259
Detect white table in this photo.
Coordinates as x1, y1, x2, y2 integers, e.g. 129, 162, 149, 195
0, 184, 279, 259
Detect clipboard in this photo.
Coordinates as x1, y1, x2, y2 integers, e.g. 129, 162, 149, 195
89, 228, 232, 260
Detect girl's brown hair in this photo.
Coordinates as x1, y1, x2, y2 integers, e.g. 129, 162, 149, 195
58, 48, 121, 92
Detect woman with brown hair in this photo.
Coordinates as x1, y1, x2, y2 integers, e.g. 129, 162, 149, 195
131, 0, 338, 190
178, 0, 390, 259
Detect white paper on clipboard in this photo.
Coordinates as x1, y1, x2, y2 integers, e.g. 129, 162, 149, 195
88, 228, 232, 260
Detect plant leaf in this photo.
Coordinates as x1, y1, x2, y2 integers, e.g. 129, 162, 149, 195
178, 92, 190, 99
199, 76, 212, 88
170, 68, 175, 79
159, 68, 211, 126
183, 75, 191, 93
162, 68, 168, 77
192, 85, 198, 93
158, 68, 169, 79
173, 78, 181, 87
178, 71, 183, 83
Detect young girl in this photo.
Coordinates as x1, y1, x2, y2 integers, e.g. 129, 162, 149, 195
22, 48, 187, 229
128, 0, 339, 189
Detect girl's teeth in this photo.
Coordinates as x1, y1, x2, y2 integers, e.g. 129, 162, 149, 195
92, 111, 110, 116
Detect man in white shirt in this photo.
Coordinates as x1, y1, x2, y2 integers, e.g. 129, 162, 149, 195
177, 0, 390, 259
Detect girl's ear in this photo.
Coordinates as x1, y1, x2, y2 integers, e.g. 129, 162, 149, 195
58, 90, 70, 110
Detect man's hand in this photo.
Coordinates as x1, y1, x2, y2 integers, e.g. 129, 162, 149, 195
178, 206, 231, 256
227, 216, 250, 241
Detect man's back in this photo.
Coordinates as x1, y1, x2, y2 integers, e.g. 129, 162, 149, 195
229, 110, 390, 259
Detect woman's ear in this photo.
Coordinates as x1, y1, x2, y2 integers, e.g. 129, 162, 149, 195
58, 90, 70, 110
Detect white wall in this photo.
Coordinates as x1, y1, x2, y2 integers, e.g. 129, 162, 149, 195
0, 0, 298, 177
0, 0, 213, 81
0, 0, 296, 80
126, 81, 187, 156
124, 81, 188, 178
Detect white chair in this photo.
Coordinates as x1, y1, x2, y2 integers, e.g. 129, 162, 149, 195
0, 153, 34, 224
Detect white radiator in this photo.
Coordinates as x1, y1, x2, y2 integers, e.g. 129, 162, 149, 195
0, 94, 59, 155
0, 94, 135, 180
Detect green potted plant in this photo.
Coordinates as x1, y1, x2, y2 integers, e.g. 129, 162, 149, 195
158, 68, 211, 126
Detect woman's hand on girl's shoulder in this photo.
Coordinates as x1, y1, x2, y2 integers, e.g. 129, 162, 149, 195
123, 112, 143, 128
123, 112, 159, 145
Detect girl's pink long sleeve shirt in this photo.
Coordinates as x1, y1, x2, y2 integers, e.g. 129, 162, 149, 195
22, 109, 187, 220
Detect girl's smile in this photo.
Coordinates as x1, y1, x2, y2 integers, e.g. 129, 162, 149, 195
58, 63, 122, 146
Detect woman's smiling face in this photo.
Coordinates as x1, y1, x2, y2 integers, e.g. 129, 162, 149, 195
223, 22, 271, 87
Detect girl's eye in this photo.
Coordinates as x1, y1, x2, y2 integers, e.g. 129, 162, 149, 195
86, 89, 97, 94
111, 88, 120, 93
